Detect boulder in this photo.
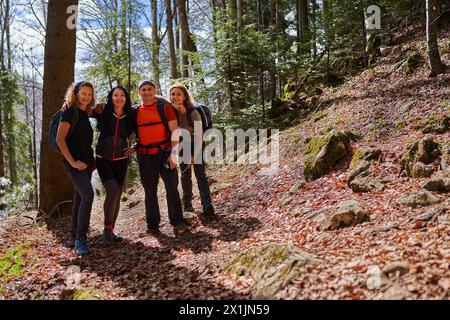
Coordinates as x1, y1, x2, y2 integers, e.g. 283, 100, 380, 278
382, 261, 410, 276
222, 243, 320, 299
303, 130, 352, 181
401, 137, 441, 178
396, 190, 442, 208
421, 171, 450, 192
347, 160, 371, 184
349, 175, 385, 193
323, 200, 369, 230
349, 148, 382, 170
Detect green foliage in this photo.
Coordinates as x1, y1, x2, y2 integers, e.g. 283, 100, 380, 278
0, 243, 30, 281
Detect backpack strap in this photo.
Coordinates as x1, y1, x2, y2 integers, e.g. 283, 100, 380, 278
67, 107, 79, 138
156, 98, 172, 134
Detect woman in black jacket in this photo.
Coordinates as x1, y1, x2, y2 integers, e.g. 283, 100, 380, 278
93, 85, 135, 245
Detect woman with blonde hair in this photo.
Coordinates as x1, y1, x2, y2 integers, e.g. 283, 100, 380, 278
169, 83, 215, 217
57, 81, 96, 255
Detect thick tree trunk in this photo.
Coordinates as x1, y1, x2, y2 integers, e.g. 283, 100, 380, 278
165, 0, 179, 79
426, 0, 444, 76
39, 0, 78, 215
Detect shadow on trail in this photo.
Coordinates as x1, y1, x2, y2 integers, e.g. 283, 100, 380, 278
48, 205, 262, 299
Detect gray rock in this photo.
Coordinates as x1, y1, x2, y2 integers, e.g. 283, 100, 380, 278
222, 243, 320, 299
323, 200, 369, 230
396, 190, 442, 208
289, 180, 306, 194
280, 195, 293, 207
411, 161, 436, 178
347, 160, 371, 183
289, 207, 311, 218
401, 101, 415, 113
421, 171, 450, 192
401, 137, 441, 178
383, 284, 410, 300
349, 175, 385, 193
382, 261, 410, 276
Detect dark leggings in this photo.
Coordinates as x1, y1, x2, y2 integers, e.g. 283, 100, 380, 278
180, 162, 212, 206
96, 157, 128, 230
67, 167, 94, 240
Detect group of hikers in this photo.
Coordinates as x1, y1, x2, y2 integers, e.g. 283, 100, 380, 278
55, 80, 215, 255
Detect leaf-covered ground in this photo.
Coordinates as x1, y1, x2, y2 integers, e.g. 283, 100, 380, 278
0, 27, 449, 300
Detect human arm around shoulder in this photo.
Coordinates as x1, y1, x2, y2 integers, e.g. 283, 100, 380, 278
56, 109, 87, 170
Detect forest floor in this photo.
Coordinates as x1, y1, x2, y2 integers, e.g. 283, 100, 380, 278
0, 26, 449, 300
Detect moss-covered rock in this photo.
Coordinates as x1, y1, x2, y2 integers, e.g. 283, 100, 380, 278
401, 137, 441, 178
401, 51, 421, 75
222, 243, 320, 299
303, 130, 352, 181
60, 288, 105, 300
349, 148, 382, 170
419, 114, 450, 134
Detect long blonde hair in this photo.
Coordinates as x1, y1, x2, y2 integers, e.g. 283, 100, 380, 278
65, 81, 96, 114
169, 83, 195, 109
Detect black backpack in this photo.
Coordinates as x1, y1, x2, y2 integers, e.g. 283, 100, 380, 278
49, 107, 79, 155
188, 103, 213, 133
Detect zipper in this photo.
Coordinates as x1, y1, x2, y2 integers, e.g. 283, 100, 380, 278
112, 115, 120, 160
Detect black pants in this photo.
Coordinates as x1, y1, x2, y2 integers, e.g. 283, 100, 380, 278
180, 162, 212, 206
67, 167, 94, 240
137, 151, 184, 229
96, 157, 128, 230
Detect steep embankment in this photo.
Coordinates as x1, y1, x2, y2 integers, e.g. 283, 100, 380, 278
0, 27, 449, 300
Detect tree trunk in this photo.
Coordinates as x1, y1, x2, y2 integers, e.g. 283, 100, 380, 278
360, 0, 368, 67
237, 0, 243, 32
210, 0, 218, 44
39, 0, 78, 215
297, 0, 309, 55
178, 0, 204, 81
165, 0, 179, 79
178, 0, 191, 78
151, 0, 161, 87
426, 0, 444, 76
120, 0, 127, 85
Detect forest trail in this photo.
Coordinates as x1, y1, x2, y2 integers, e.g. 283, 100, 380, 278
0, 28, 449, 300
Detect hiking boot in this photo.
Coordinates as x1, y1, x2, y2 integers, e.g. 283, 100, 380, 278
145, 228, 160, 236
173, 223, 189, 235
112, 233, 124, 242
202, 203, 215, 216
183, 202, 194, 212
75, 239, 89, 255
103, 229, 113, 245
64, 235, 76, 248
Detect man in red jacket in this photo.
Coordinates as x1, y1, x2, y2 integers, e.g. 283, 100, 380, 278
134, 80, 188, 235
